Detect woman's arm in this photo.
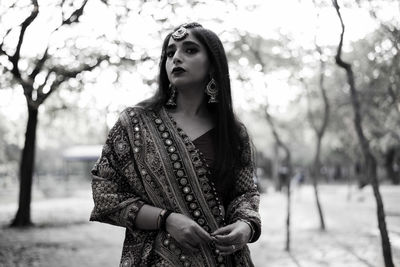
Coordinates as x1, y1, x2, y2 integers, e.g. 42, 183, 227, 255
133, 204, 162, 230
90, 116, 147, 232
134, 204, 213, 251
212, 125, 261, 255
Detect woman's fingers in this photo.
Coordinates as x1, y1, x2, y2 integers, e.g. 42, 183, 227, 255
212, 224, 238, 245
213, 231, 236, 244
194, 225, 213, 244
168, 215, 213, 251
211, 224, 234, 236
215, 243, 239, 256
211, 222, 248, 256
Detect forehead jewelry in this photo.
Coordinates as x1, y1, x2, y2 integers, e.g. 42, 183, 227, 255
172, 26, 188, 41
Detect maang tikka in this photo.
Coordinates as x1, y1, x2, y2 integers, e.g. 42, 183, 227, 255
205, 77, 218, 103
166, 84, 177, 106
172, 25, 188, 41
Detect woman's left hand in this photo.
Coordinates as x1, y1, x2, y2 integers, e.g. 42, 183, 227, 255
211, 220, 251, 256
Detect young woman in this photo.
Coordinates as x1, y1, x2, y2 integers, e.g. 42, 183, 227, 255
90, 22, 261, 267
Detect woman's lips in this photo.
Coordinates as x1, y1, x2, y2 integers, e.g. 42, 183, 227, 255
172, 67, 186, 74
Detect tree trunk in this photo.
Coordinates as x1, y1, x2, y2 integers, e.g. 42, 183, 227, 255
333, 1, 394, 264
341, 67, 394, 267
264, 108, 292, 251
343, 60, 394, 267
10, 104, 38, 227
302, 48, 329, 231
312, 138, 326, 231
385, 147, 399, 185
368, 153, 394, 267
285, 159, 292, 252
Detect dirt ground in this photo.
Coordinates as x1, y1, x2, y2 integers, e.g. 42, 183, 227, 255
0, 183, 399, 267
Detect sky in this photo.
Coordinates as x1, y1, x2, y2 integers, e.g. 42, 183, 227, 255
0, 0, 396, 126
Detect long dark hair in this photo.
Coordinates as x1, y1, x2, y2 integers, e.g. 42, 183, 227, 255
142, 23, 249, 203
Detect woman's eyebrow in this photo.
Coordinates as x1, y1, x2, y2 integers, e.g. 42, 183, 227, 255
167, 41, 201, 50
166, 44, 176, 50
181, 41, 201, 47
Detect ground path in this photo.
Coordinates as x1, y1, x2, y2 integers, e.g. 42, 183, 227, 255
0, 184, 399, 267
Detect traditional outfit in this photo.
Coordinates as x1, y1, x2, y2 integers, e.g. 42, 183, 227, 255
90, 106, 261, 267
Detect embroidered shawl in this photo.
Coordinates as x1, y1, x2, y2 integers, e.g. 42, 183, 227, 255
90, 106, 261, 267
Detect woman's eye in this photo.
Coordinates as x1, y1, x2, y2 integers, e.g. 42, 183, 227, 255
166, 51, 174, 58
186, 48, 197, 54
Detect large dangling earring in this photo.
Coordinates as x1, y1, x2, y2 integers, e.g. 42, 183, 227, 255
205, 77, 218, 103
166, 84, 177, 106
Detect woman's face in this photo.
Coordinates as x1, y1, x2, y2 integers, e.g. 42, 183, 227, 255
165, 30, 210, 89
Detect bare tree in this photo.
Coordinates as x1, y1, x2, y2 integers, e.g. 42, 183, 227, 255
0, 0, 108, 227
264, 107, 293, 251
301, 44, 329, 231
332, 1, 394, 266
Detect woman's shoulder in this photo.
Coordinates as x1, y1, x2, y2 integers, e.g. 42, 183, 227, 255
235, 120, 250, 140
119, 99, 160, 118
120, 105, 146, 117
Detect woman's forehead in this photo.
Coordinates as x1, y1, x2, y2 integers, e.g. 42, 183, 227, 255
167, 30, 202, 47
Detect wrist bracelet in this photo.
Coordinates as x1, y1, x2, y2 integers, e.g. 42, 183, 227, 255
239, 219, 255, 242
159, 210, 173, 231
157, 209, 166, 229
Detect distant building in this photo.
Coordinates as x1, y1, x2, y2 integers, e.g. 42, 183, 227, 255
62, 145, 102, 180
62, 145, 103, 161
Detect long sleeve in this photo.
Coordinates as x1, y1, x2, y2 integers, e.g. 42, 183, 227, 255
90, 115, 148, 233
226, 125, 261, 243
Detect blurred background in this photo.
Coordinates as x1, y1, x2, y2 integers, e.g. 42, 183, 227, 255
0, 0, 399, 266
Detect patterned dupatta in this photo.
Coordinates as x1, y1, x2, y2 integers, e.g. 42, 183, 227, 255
90, 106, 259, 267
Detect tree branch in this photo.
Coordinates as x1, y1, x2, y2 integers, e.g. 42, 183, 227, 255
36, 70, 53, 96
37, 55, 109, 104
29, 0, 90, 84
61, 0, 89, 26
316, 45, 330, 139
264, 106, 291, 164
29, 47, 49, 81
300, 77, 318, 131
10, 0, 39, 80
332, 0, 351, 71
52, 55, 108, 78
0, 28, 14, 60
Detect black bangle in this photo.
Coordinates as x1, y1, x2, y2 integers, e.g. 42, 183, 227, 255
160, 210, 173, 231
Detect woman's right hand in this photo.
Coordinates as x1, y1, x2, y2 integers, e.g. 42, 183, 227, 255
166, 213, 212, 252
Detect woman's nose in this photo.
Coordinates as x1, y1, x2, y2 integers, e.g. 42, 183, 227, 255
172, 51, 182, 64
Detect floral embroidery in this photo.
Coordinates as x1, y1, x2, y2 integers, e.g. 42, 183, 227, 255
90, 106, 261, 267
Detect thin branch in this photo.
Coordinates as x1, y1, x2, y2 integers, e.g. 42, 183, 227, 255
61, 0, 89, 26
10, 0, 39, 80
29, 47, 49, 81
28, 0, 90, 83
37, 55, 109, 104
316, 46, 330, 139
60, 0, 67, 19
0, 28, 14, 59
332, 0, 350, 70
36, 70, 53, 96
118, 55, 152, 65
264, 106, 291, 163
51, 55, 108, 78
300, 78, 318, 130
333, 0, 370, 154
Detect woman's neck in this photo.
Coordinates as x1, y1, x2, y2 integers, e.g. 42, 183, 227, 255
174, 85, 208, 117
